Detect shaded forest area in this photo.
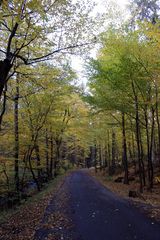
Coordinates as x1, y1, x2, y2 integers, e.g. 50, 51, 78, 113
0, 0, 160, 213
0, 0, 98, 210
86, 0, 160, 197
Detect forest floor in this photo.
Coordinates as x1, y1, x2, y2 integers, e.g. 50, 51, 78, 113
0, 173, 72, 240
89, 168, 160, 222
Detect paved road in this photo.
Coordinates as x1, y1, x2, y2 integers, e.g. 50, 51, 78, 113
35, 170, 160, 240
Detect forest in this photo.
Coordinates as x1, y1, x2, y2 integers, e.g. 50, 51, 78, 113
0, 0, 160, 213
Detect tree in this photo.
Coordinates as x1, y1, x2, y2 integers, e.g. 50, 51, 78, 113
129, 0, 160, 23
86, 27, 160, 191
0, 0, 98, 111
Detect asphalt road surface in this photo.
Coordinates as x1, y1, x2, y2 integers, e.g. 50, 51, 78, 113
35, 170, 160, 240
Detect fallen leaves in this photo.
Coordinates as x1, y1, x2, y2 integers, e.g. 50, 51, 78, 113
0, 176, 71, 240
89, 169, 160, 222
34, 177, 74, 240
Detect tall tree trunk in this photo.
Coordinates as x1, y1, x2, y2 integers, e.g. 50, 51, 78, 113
99, 144, 103, 171
54, 137, 62, 176
0, 84, 7, 128
122, 112, 129, 184
14, 76, 19, 192
128, 142, 133, 162
3, 165, 9, 190
130, 119, 137, 174
111, 130, 116, 175
0, 59, 12, 98
132, 80, 143, 192
104, 141, 108, 169
27, 146, 41, 191
0, 22, 19, 98
139, 128, 146, 186
148, 107, 155, 189
94, 144, 98, 173
50, 135, 54, 178
35, 144, 41, 180
45, 128, 49, 177
55, 144, 60, 176
107, 130, 111, 175
155, 84, 160, 167
144, 106, 152, 188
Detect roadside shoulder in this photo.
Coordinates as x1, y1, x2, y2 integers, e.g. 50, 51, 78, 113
88, 169, 160, 222
0, 173, 69, 240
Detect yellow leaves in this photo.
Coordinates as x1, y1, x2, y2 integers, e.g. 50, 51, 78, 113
26, 0, 45, 17
27, 0, 38, 9
0, 0, 7, 22
1, 0, 8, 9
27, 0, 42, 10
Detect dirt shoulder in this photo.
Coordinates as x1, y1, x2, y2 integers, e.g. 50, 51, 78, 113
89, 169, 160, 222
0, 173, 69, 240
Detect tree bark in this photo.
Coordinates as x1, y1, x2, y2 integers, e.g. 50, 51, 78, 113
99, 144, 103, 171
45, 128, 49, 177
111, 130, 116, 175
14, 76, 19, 192
122, 112, 129, 184
27, 146, 41, 191
155, 84, 160, 167
50, 135, 54, 178
0, 22, 19, 98
132, 80, 143, 192
94, 144, 98, 173
35, 144, 41, 180
139, 127, 146, 186
0, 59, 12, 98
148, 107, 155, 189
107, 130, 111, 175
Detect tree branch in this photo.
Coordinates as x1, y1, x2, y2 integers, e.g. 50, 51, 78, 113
19, 41, 96, 65
6, 22, 19, 59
